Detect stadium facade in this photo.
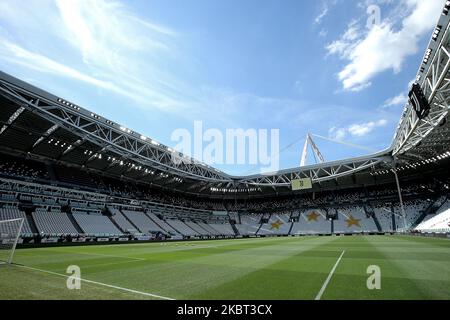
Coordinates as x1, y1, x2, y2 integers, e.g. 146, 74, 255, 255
0, 4, 450, 244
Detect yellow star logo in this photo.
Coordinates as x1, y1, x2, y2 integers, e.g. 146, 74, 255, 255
346, 215, 361, 228
307, 212, 320, 221
270, 220, 284, 230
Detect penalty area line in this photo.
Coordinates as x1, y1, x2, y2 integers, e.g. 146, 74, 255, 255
314, 250, 345, 300
14, 264, 175, 300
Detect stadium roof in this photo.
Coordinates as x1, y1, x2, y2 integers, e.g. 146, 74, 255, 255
0, 5, 449, 198
392, 8, 450, 162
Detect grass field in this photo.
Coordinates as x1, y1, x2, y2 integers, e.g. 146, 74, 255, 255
1, 235, 450, 300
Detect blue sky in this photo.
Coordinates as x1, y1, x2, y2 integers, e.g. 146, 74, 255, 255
0, 0, 444, 175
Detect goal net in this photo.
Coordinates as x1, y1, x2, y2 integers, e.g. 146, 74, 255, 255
0, 218, 24, 264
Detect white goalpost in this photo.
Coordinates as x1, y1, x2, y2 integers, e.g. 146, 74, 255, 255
0, 218, 24, 265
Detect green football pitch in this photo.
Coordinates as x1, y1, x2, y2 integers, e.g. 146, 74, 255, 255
1, 235, 449, 300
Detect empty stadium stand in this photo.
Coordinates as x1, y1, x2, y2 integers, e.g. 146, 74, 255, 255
0, 206, 33, 235
236, 214, 262, 236
291, 210, 331, 235
72, 213, 122, 236
32, 207, 78, 236
0, 154, 49, 181
122, 210, 166, 234
166, 220, 199, 237
333, 207, 378, 234
0, 148, 448, 243
209, 223, 236, 236
108, 207, 139, 234
257, 213, 292, 236
146, 211, 179, 235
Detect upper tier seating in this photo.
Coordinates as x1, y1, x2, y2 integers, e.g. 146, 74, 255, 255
55, 165, 97, 189
393, 201, 429, 230
374, 208, 395, 232
0, 154, 49, 181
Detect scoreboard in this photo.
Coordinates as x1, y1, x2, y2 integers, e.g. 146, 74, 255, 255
291, 178, 312, 191
409, 83, 430, 120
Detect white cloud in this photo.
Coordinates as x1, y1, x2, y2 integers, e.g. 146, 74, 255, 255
329, 119, 388, 139
319, 29, 328, 37
349, 119, 387, 136
383, 92, 408, 108
348, 82, 372, 92
329, 126, 347, 140
315, 0, 339, 25
315, 6, 329, 25
326, 21, 361, 56
0, 0, 195, 113
326, 0, 443, 91
293, 80, 303, 94
357, 0, 395, 8
3, 41, 117, 89
1, 40, 186, 109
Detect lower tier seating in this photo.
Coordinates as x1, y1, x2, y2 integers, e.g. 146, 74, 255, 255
73, 213, 122, 236
0, 207, 33, 235
32, 208, 78, 235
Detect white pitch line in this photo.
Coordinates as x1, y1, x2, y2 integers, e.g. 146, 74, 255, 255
314, 250, 345, 300
15, 264, 175, 300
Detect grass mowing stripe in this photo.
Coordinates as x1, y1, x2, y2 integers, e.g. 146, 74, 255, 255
14, 264, 175, 300
315, 250, 345, 300
6, 236, 448, 300
187, 236, 340, 299
36, 249, 146, 261
66, 251, 145, 261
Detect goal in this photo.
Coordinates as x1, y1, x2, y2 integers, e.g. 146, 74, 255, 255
0, 218, 24, 264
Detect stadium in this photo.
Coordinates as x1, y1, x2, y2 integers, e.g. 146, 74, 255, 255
0, 0, 450, 303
